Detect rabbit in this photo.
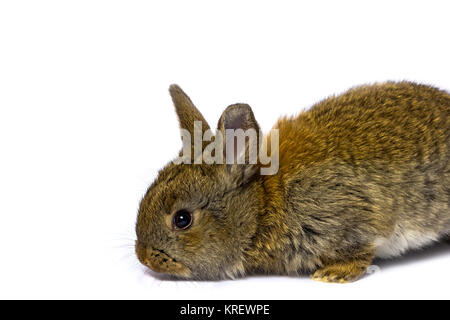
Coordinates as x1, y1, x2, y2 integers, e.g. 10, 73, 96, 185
135, 81, 450, 283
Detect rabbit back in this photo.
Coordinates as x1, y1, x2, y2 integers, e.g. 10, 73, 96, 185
273, 82, 450, 267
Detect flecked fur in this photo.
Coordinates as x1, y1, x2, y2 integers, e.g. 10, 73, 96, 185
136, 82, 449, 282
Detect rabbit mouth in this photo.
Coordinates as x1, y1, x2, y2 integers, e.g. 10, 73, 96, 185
135, 243, 191, 278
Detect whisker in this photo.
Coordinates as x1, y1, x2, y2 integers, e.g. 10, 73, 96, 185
113, 244, 136, 249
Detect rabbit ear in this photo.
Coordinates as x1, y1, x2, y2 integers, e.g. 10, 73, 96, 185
169, 84, 210, 138
218, 104, 260, 133
217, 104, 261, 182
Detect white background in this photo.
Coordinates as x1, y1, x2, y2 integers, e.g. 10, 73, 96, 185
1, 0, 449, 299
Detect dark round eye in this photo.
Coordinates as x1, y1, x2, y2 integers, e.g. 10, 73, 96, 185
173, 209, 192, 230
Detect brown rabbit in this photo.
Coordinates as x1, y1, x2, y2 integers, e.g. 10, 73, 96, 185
135, 82, 450, 283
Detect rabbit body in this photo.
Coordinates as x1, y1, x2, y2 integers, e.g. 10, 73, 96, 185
136, 82, 449, 282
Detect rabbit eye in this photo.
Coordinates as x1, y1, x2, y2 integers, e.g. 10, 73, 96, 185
173, 209, 192, 230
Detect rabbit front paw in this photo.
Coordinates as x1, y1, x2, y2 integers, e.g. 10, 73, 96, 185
311, 252, 373, 283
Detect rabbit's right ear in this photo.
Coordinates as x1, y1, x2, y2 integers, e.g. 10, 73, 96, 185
169, 85, 210, 138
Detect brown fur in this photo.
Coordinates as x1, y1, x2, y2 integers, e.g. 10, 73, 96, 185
136, 82, 450, 282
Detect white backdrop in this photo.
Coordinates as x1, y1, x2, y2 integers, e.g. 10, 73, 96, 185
0, 0, 449, 299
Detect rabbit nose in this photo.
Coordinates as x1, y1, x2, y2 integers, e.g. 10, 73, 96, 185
135, 243, 191, 277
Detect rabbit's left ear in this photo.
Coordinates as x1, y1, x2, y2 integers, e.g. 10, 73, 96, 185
217, 104, 261, 183
218, 103, 260, 133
